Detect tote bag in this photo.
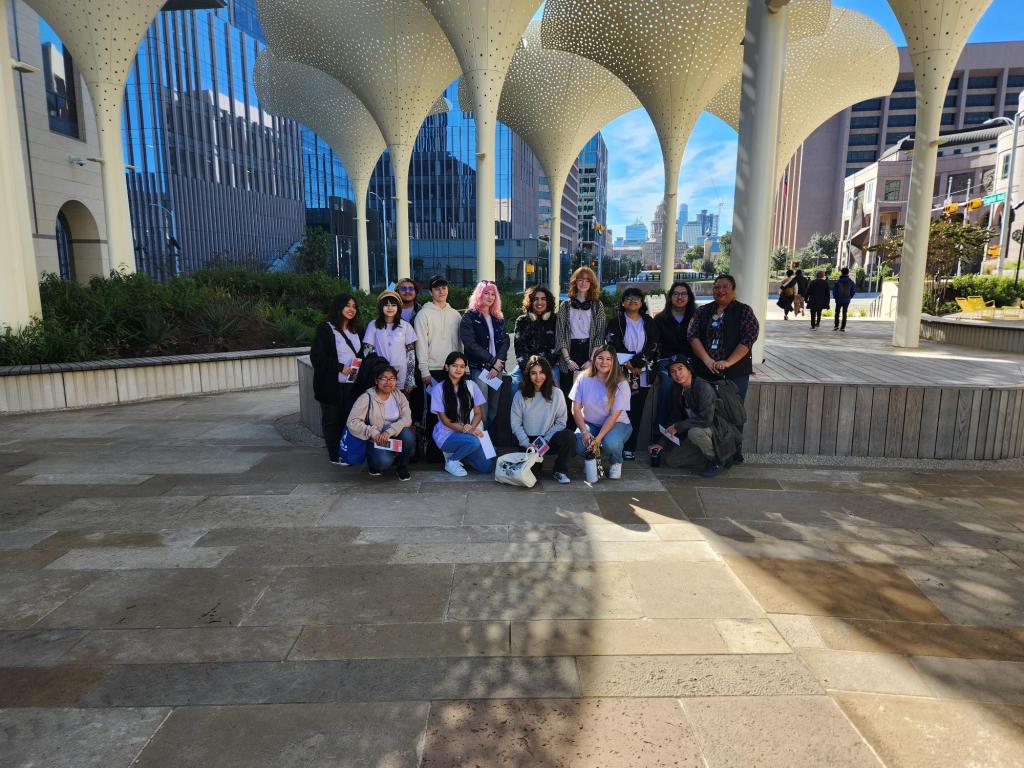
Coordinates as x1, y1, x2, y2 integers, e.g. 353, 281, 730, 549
338, 397, 372, 465
494, 447, 541, 488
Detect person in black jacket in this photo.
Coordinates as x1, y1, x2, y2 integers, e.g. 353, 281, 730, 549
653, 280, 696, 431
459, 280, 510, 429
309, 294, 362, 465
512, 285, 559, 390
605, 286, 659, 459
806, 270, 831, 329
794, 269, 809, 317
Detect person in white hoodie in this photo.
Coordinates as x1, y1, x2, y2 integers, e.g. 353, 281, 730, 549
414, 275, 463, 388
511, 356, 576, 484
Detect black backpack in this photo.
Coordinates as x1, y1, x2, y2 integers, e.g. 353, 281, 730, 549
708, 379, 746, 430
350, 353, 386, 400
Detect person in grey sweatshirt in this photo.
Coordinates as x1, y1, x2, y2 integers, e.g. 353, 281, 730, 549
510, 356, 576, 484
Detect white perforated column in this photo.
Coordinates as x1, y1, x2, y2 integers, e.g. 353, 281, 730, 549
353, 177, 371, 292
547, 175, 566, 296
391, 145, 412, 284
96, 95, 136, 273
0, 0, 41, 328
471, 81, 498, 282
660, 149, 682, 294
732, 0, 789, 363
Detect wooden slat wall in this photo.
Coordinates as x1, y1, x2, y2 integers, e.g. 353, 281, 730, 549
745, 381, 1024, 460
921, 319, 1024, 354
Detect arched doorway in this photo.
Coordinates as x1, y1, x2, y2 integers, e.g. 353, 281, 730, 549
56, 200, 103, 283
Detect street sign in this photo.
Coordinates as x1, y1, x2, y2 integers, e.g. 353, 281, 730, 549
982, 192, 1007, 206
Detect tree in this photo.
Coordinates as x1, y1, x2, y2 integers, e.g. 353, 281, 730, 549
801, 232, 839, 265
292, 226, 332, 274
718, 232, 731, 260
771, 247, 790, 272
868, 219, 993, 277
683, 245, 704, 266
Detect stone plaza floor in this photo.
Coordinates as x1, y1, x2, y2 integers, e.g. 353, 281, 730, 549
2, 386, 1024, 766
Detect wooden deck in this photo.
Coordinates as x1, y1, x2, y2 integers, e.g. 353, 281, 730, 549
745, 320, 1024, 460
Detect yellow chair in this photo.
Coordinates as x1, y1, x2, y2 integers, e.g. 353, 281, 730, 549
997, 298, 1022, 320
967, 296, 996, 319
955, 297, 975, 317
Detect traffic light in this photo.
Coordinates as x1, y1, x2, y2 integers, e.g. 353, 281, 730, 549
943, 202, 959, 216
988, 245, 1000, 258
967, 198, 983, 211
525, 261, 535, 275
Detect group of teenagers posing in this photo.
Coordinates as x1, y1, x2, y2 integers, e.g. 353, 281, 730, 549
310, 268, 758, 484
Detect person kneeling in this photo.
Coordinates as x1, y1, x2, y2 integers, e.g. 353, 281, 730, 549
649, 359, 740, 478
431, 352, 496, 477
511, 355, 576, 484
347, 364, 416, 481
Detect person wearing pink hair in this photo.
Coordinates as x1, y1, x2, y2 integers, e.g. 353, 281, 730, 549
459, 280, 509, 429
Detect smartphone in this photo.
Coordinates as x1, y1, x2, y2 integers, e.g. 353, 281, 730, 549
531, 436, 550, 456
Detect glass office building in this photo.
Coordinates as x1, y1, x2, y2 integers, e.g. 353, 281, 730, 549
303, 79, 542, 287
122, 0, 306, 279
577, 133, 609, 265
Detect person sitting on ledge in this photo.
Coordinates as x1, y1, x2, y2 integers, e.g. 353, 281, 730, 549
346, 363, 415, 481
511, 355, 576, 484
648, 359, 743, 478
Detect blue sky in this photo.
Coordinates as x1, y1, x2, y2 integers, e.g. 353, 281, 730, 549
583, 0, 1023, 240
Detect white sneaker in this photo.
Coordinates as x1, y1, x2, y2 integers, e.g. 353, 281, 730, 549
608, 463, 622, 480
552, 471, 571, 484
444, 460, 468, 477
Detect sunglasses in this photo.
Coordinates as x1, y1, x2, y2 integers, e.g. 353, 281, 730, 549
398, 286, 416, 292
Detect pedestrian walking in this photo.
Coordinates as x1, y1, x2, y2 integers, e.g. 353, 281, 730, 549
832, 267, 857, 331
777, 269, 797, 320
806, 270, 831, 329
794, 269, 809, 317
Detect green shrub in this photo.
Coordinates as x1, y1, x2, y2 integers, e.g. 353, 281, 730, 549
949, 275, 1024, 307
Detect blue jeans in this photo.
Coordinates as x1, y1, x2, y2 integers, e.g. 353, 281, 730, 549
511, 364, 560, 391
441, 432, 496, 474
470, 367, 503, 430
367, 427, 416, 473
575, 421, 632, 465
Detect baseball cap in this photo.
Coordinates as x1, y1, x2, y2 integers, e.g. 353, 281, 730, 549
428, 275, 449, 289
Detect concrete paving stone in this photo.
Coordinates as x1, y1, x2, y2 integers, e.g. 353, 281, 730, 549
768, 614, 826, 649
577, 654, 822, 697
593, 492, 688, 525
705, 538, 838, 561
357, 525, 510, 544
242, 564, 452, 626
681, 695, 883, 768
1004, 550, 1024, 568
556, 540, 717, 562
797, 649, 932, 696
809, 616, 1024, 661
0, 629, 86, 666
323, 492, 467, 527
20, 473, 154, 486
389, 542, 558, 564
463, 492, 601, 526
910, 656, 1024, 705
130, 702, 429, 768
10, 445, 265, 476
420, 698, 704, 768
835, 691, 1024, 768
816, 525, 931, 546
545, 477, 665, 493
510, 619, 729, 656
714, 618, 791, 653
208, 535, 394, 567
194, 527, 359, 547
689, 476, 786, 491
45, 547, 235, 570
185, 495, 335, 528
855, 470, 992, 486
0, 497, 55, 531
35, 568, 277, 629
27, 496, 208, 531
0, 707, 171, 768
828, 542, 1019, 569
918, 527, 1024, 551
81, 657, 581, 706
625, 561, 764, 619
0, 571, 97, 629
724, 557, 950, 622
61, 627, 301, 665
0, 549, 64, 570
510, 522, 662, 542
163, 482, 297, 497
651, 522, 711, 541
34, 529, 208, 549
290, 622, 510, 660
903, 565, 1024, 628
696, 518, 833, 543
0, 530, 56, 549
447, 563, 643, 620
193, 423, 288, 443
0, 666, 109, 706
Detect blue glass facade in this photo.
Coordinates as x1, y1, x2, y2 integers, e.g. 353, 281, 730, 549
577, 133, 608, 264
122, 0, 305, 279
301, 80, 541, 287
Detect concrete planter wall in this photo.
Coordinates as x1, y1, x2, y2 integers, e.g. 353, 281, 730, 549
0, 348, 307, 414
921, 315, 1024, 354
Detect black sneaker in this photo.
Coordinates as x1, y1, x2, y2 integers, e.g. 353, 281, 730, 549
700, 461, 723, 478
367, 468, 382, 477
329, 458, 349, 467
733, 451, 744, 464
397, 467, 411, 482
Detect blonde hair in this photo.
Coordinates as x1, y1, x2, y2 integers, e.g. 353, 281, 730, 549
568, 267, 599, 301
582, 344, 626, 407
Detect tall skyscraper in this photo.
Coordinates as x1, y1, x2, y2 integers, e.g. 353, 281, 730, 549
681, 222, 703, 248
624, 217, 648, 245
771, 41, 1024, 253
538, 162, 580, 273
123, 0, 306, 278
577, 133, 609, 265
675, 202, 689, 241
695, 209, 719, 238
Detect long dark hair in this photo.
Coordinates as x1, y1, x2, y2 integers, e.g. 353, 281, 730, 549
521, 285, 556, 317
374, 296, 401, 330
657, 281, 696, 326
326, 294, 361, 335
442, 351, 473, 424
520, 355, 556, 402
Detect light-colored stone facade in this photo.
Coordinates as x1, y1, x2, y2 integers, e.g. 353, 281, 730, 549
6, 0, 109, 283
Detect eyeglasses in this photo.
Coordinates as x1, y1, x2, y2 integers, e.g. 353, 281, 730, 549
398, 286, 416, 292
623, 296, 642, 303
377, 376, 397, 383
671, 291, 688, 298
